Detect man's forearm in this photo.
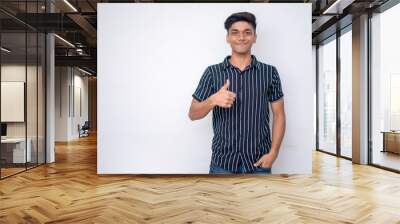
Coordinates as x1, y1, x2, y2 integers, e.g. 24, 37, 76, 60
188, 96, 215, 121
269, 113, 286, 156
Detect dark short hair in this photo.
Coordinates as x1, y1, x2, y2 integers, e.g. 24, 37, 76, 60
224, 12, 257, 32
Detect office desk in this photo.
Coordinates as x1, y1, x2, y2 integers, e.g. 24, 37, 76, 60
381, 131, 400, 154
1, 138, 32, 164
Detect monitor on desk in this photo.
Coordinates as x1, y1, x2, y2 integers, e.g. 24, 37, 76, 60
1, 123, 7, 138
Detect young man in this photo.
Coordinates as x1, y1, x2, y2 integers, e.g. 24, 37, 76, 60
188, 12, 285, 174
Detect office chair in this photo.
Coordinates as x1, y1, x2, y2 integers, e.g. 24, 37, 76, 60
79, 121, 90, 138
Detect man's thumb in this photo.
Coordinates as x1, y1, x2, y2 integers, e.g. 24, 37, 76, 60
221, 79, 230, 90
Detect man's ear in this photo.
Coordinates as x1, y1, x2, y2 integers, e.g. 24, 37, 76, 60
226, 33, 229, 43
254, 33, 257, 43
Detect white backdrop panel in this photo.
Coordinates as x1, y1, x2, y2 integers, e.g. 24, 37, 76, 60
98, 3, 314, 174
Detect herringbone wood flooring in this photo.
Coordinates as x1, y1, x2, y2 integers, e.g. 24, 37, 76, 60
1, 134, 400, 223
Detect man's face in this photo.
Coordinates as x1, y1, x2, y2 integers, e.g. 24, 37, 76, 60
226, 21, 257, 54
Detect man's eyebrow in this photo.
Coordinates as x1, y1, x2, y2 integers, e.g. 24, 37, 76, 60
230, 28, 253, 32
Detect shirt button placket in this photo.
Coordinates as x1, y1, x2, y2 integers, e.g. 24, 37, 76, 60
240, 71, 244, 139
239, 70, 244, 171
238, 71, 242, 139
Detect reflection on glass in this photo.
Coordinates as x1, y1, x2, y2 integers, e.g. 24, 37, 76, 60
371, 3, 400, 171
318, 38, 337, 154
340, 30, 352, 158
27, 31, 38, 169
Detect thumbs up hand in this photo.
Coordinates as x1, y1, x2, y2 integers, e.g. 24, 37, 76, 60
210, 79, 236, 108
221, 79, 230, 90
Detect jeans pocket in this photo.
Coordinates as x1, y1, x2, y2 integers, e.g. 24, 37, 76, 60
254, 166, 271, 174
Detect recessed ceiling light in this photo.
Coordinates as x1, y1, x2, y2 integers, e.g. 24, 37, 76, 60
78, 67, 93, 76
323, 0, 354, 15
1, 47, 11, 53
54, 34, 75, 48
63, 0, 78, 12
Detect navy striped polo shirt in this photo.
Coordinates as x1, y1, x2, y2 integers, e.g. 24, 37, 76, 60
192, 55, 284, 173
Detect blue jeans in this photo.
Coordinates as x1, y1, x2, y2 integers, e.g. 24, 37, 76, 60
209, 163, 271, 175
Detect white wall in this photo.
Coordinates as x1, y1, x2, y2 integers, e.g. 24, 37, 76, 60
55, 67, 69, 141
98, 3, 314, 174
71, 72, 89, 138
55, 67, 89, 141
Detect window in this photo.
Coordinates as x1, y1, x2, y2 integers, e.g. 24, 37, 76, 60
340, 29, 352, 158
371, 2, 400, 171
318, 37, 337, 154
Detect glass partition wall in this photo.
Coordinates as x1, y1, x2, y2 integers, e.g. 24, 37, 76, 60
0, 31, 27, 177
316, 26, 353, 160
0, 1, 46, 179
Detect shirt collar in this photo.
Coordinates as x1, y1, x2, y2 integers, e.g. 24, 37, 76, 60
222, 54, 261, 71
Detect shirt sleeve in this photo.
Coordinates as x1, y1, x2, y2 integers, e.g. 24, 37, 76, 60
268, 66, 284, 102
192, 67, 215, 102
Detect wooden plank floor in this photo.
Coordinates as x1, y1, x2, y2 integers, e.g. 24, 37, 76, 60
1, 134, 400, 224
